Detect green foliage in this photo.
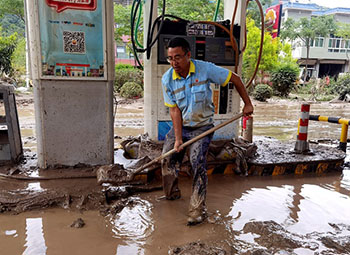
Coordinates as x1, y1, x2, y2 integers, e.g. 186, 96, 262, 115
247, 0, 273, 27
281, 16, 337, 42
115, 68, 143, 92
114, 4, 134, 44
271, 63, 299, 97
335, 22, 350, 39
11, 37, 26, 77
280, 16, 337, 82
0, 28, 17, 75
253, 84, 273, 102
295, 77, 336, 101
243, 18, 295, 82
0, 0, 24, 22
115, 63, 134, 70
159, 0, 224, 21
0, 14, 25, 37
330, 73, 350, 100
120, 81, 143, 99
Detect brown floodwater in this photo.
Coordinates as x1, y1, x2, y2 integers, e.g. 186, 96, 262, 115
1, 99, 350, 254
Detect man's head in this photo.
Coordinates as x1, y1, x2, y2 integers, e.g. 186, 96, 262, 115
167, 37, 191, 78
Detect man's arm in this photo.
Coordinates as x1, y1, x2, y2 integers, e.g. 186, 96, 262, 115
230, 72, 254, 116
170, 106, 183, 152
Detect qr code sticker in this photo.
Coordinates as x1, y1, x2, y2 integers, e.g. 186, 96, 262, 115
63, 31, 85, 54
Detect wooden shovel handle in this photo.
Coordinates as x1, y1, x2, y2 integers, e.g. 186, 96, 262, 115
129, 112, 244, 178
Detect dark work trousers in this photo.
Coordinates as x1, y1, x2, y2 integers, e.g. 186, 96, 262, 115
161, 124, 214, 215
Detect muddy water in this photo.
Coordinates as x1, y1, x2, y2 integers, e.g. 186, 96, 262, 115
1, 98, 350, 254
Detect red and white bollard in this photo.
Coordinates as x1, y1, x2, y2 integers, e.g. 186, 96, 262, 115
294, 103, 310, 153
242, 116, 253, 142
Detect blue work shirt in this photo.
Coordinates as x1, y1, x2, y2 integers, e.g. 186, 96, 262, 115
162, 59, 232, 127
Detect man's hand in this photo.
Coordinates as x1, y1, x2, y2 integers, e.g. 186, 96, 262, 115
243, 103, 254, 116
174, 139, 183, 152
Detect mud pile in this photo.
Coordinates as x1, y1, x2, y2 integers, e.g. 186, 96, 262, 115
170, 221, 350, 254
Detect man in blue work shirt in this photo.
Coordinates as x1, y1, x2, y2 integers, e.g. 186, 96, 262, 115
161, 37, 253, 225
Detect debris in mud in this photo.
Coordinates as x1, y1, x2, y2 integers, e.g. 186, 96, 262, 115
169, 241, 228, 255
118, 134, 257, 177
0, 190, 70, 214
70, 218, 85, 228
320, 236, 350, 254
102, 183, 162, 204
225, 220, 350, 254
101, 198, 133, 216
121, 133, 163, 160
242, 221, 303, 250
0, 184, 105, 214
97, 164, 130, 185
251, 139, 345, 165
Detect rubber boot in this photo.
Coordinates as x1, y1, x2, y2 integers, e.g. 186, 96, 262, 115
187, 196, 207, 225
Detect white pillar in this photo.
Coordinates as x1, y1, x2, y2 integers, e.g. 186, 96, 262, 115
143, 0, 159, 140
26, 0, 114, 167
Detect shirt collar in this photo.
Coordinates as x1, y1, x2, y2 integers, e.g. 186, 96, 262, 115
172, 60, 195, 80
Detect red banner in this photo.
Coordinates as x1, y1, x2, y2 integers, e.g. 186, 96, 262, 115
265, 4, 282, 38
46, 0, 97, 13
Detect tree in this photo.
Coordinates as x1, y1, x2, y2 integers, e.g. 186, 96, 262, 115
114, 4, 133, 44
280, 15, 337, 84
247, 0, 273, 27
335, 22, 350, 60
158, 0, 223, 21
0, 0, 25, 22
0, 14, 25, 37
0, 27, 17, 76
243, 18, 281, 82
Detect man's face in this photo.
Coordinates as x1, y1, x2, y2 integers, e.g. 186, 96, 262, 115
167, 46, 191, 76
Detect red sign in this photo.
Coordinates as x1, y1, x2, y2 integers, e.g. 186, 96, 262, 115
265, 4, 282, 38
46, 0, 97, 13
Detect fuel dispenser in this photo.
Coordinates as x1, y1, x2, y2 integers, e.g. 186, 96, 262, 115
25, 0, 115, 167
143, 0, 246, 141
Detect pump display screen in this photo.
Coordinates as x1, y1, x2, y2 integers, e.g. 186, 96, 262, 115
157, 20, 239, 66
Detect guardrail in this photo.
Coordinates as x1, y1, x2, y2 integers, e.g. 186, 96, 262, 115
294, 103, 348, 153
309, 115, 349, 152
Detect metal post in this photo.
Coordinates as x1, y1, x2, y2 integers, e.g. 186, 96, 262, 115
339, 123, 348, 152
294, 103, 310, 153
242, 116, 253, 142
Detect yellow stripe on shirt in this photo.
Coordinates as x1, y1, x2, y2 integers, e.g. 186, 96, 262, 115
165, 102, 177, 107
222, 71, 232, 87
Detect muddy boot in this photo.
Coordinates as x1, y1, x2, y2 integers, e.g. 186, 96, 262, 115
162, 174, 181, 200
187, 201, 207, 226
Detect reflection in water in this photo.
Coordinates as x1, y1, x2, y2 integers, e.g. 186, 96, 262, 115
26, 182, 44, 192
227, 185, 296, 231
5, 230, 17, 236
227, 177, 350, 235
109, 197, 153, 251
23, 218, 47, 255
289, 183, 350, 234
116, 243, 145, 255
341, 170, 350, 190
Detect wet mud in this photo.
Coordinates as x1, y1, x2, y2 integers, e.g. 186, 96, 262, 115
1, 94, 350, 254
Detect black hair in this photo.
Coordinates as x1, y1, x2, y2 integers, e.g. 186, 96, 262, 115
167, 37, 190, 53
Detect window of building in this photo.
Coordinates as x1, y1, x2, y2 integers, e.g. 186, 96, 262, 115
328, 37, 350, 53
309, 37, 324, 47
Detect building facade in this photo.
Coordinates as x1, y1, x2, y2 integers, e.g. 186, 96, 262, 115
278, 1, 350, 79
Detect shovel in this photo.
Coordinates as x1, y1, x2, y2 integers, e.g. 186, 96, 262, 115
105, 112, 244, 184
